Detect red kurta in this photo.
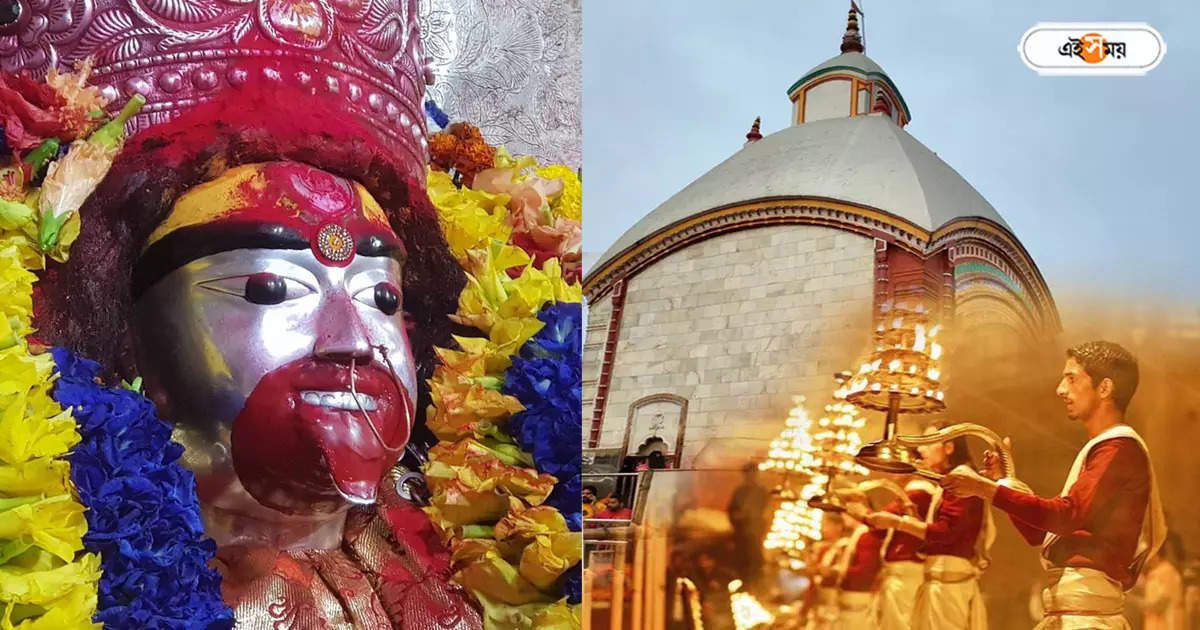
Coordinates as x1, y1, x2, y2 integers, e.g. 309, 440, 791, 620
992, 436, 1150, 589
841, 529, 885, 592
922, 491, 985, 559
882, 488, 933, 562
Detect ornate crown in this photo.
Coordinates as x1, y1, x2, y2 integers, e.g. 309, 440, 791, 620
0, 0, 431, 178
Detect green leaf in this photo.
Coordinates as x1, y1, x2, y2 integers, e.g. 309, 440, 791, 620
0, 538, 34, 565
0, 197, 34, 231
0, 496, 43, 513
462, 525, 496, 539
37, 210, 68, 253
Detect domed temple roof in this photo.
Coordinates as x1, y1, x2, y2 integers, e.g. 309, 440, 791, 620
789, 51, 911, 122
596, 114, 1011, 268
806, 50, 887, 77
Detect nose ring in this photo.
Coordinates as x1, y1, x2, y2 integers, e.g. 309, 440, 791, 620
349, 356, 406, 453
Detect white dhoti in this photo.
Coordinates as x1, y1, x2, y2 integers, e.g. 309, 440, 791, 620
1031, 425, 1165, 630
1032, 567, 1129, 630
912, 555, 987, 630
838, 590, 875, 628
878, 560, 925, 630
804, 587, 839, 630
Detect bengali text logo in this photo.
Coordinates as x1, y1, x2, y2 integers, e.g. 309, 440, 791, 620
1019, 23, 1164, 76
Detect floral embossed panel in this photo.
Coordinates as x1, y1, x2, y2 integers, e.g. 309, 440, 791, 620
421, 0, 580, 168
0, 0, 580, 170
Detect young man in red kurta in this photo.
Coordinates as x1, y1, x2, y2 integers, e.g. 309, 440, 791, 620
876, 479, 936, 629
882, 480, 933, 563
837, 523, 885, 626
942, 341, 1166, 629
849, 424, 992, 630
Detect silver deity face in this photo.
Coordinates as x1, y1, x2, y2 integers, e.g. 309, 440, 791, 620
130, 162, 418, 518
133, 248, 417, 516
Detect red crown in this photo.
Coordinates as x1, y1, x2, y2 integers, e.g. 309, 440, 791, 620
0, 0, 431, 179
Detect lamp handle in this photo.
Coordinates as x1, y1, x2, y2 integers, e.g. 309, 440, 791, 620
895, 422, 1031, 492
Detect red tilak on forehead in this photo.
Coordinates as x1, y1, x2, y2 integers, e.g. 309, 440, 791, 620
135, 162, 406, 297
180, 161, 396, 267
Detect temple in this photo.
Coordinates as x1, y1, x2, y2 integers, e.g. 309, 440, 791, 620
582, 6, 1060, 468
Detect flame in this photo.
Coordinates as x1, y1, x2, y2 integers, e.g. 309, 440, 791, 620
730, 587, 775, 630
913, 324, 928, 353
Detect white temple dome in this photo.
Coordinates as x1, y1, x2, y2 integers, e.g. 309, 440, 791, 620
806, 50, 887, 77
596, 113, 1011, 268
788, 51, 911, 122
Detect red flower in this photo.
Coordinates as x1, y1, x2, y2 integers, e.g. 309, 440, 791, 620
0, 72, 73, 151
508, 231, 581, 283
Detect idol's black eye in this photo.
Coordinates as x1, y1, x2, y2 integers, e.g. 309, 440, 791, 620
245, 273, 288, 304
198, 273, 313, 304
373, 282, 400, 315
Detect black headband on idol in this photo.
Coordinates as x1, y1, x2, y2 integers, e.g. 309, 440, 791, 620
131, 221, 405, 300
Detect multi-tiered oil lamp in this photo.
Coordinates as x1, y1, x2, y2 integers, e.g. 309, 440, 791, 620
803, 394, 868, 512
846, 301, 948, 476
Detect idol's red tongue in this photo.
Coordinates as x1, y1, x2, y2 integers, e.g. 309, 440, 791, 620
298, 403, 387, 504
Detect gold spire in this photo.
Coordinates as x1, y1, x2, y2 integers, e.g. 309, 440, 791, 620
841, 4, 864, 54
745, 116, 763, 143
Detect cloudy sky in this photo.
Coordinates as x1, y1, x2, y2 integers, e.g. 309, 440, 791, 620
583, 1, 1199, 309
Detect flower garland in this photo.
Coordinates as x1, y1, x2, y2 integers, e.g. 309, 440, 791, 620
0, 61, 146, 261
0, 238, 99, 628
0, 60, 231, 628
51, 350, 233, 629
0, 59, 158, 629
423, 121, 583, 629
428, 125, 582, 284
502, 300, 583, 604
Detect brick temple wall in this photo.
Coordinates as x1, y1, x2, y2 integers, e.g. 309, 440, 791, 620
584, 224, 876, 465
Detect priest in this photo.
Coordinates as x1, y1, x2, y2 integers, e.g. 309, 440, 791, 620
942, 341, 1166, 630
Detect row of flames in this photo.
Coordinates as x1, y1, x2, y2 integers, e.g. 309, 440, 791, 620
759, 395, 866, 561
759, 301, 947, 563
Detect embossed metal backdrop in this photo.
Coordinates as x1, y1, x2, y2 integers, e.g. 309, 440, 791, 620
423, 0, 580, 168
0, 0, 580, 169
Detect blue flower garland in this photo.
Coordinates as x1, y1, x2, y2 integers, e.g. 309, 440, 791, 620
51, 348, 234, 630
502, 301, 583, 604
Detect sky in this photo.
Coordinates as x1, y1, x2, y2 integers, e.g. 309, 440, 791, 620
582, 1, 1200, 310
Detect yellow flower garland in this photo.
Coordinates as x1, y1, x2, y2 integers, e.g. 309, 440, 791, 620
423, 151, 584, 629
0, 228, 100, 629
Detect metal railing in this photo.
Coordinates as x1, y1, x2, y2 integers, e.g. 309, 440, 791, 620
584, 535, 636, 630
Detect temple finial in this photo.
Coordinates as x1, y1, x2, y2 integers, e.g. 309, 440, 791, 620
745, 116, 763, 144
841, 2, 864, 54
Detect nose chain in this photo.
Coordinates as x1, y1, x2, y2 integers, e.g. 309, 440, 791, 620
347, 343, 408, 454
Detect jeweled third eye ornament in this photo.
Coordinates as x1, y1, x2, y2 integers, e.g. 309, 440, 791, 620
317, 223, 354, 262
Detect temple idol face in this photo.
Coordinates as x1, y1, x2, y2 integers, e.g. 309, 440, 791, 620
131, 162, 418, 517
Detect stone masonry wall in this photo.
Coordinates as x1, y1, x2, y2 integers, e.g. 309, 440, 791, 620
585, 225, 876, 465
